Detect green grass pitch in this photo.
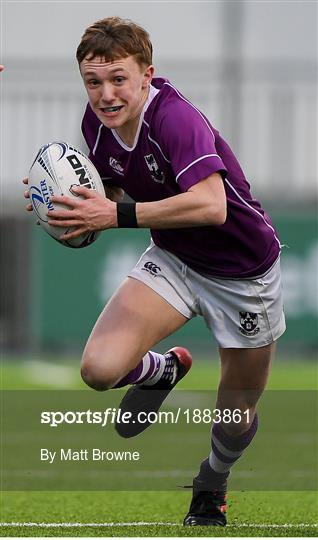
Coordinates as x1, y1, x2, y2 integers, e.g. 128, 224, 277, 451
1, 357, 317, 537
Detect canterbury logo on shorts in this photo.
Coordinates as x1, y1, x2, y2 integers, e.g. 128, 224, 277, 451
142, 261, 162, 276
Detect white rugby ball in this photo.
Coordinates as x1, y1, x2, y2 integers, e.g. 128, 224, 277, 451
29, 141, 105, 248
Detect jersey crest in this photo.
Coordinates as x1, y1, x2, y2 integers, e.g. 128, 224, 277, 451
144, 154, 165, 184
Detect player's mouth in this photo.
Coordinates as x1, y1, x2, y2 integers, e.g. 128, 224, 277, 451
100, 105, 124, 116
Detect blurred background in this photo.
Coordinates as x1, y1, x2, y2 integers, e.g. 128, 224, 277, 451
1, 1, 317, 376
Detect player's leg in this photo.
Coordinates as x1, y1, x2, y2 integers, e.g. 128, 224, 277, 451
184, 343, 275, 527
81, 276, 189, 391
216, 342, 275, 434
198, 343, 274, 485
82, 242, 196, 437
183, 258, 285, 526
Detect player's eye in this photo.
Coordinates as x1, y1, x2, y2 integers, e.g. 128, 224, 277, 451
113, 76, 125, 85
87, 79, 100, 87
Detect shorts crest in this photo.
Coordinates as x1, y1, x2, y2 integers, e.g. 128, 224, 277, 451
239, 312, 260, 336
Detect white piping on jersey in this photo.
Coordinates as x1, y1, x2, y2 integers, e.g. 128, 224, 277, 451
145, 84, 160, 108
163, 82, 216, 143
176, 154, 222, 182
224, 178, 282, 249
111, 84, 160, 152
92, 123, 103, 156
143, 119, 171, 163
111, 116, 143, 152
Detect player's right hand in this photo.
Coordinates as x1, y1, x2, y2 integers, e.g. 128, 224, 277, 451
23, 177, 33, 212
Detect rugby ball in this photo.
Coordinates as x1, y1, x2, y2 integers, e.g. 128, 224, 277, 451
28, 141, 105, 248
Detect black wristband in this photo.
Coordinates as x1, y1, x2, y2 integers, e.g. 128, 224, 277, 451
117, 202, 138, 228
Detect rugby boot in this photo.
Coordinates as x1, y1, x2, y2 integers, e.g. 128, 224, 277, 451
183, 477, 227, 527
115, 347, 192, 438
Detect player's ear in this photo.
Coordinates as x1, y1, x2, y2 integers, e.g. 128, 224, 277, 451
142, 65, 154, 88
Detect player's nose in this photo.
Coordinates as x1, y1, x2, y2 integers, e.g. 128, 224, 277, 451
100, 82, 116, 103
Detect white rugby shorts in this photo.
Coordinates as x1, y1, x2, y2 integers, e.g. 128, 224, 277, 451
128, 242, 286, 348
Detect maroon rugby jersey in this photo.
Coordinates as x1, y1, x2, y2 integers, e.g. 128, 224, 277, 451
82, 77, 281, 278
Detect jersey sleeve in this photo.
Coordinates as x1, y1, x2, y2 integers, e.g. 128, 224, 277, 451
156, 99, 227, 191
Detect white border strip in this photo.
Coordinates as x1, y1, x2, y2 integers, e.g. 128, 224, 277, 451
92, 123, 103, 155
1, 522, 317, 528
176, 154, 222, 182
143, 121, 171, 163
224, 177, 282, 249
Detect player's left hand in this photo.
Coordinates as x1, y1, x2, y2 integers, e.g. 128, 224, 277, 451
47, 185, 117, 240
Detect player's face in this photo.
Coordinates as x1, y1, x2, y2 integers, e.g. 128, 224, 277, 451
80, 55, 154, 132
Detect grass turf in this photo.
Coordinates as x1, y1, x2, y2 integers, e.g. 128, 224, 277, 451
1, 491, 317, 537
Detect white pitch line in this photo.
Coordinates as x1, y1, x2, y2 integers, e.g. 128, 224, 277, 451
0, 522, 317, 528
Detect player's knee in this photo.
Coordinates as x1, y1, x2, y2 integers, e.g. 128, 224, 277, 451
80, 353, 119, 391
80, 364, 111, 391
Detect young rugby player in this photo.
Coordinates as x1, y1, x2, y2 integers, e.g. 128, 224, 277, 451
24, 17, 285, 526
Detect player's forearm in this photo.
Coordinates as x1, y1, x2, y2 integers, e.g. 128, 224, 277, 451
136, 191, 226, 229
134, 173, 226, 229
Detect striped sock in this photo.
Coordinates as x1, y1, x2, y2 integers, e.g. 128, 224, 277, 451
196, 414, 259, 488
144, 351, 177, 386
112, 351, 175, 388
